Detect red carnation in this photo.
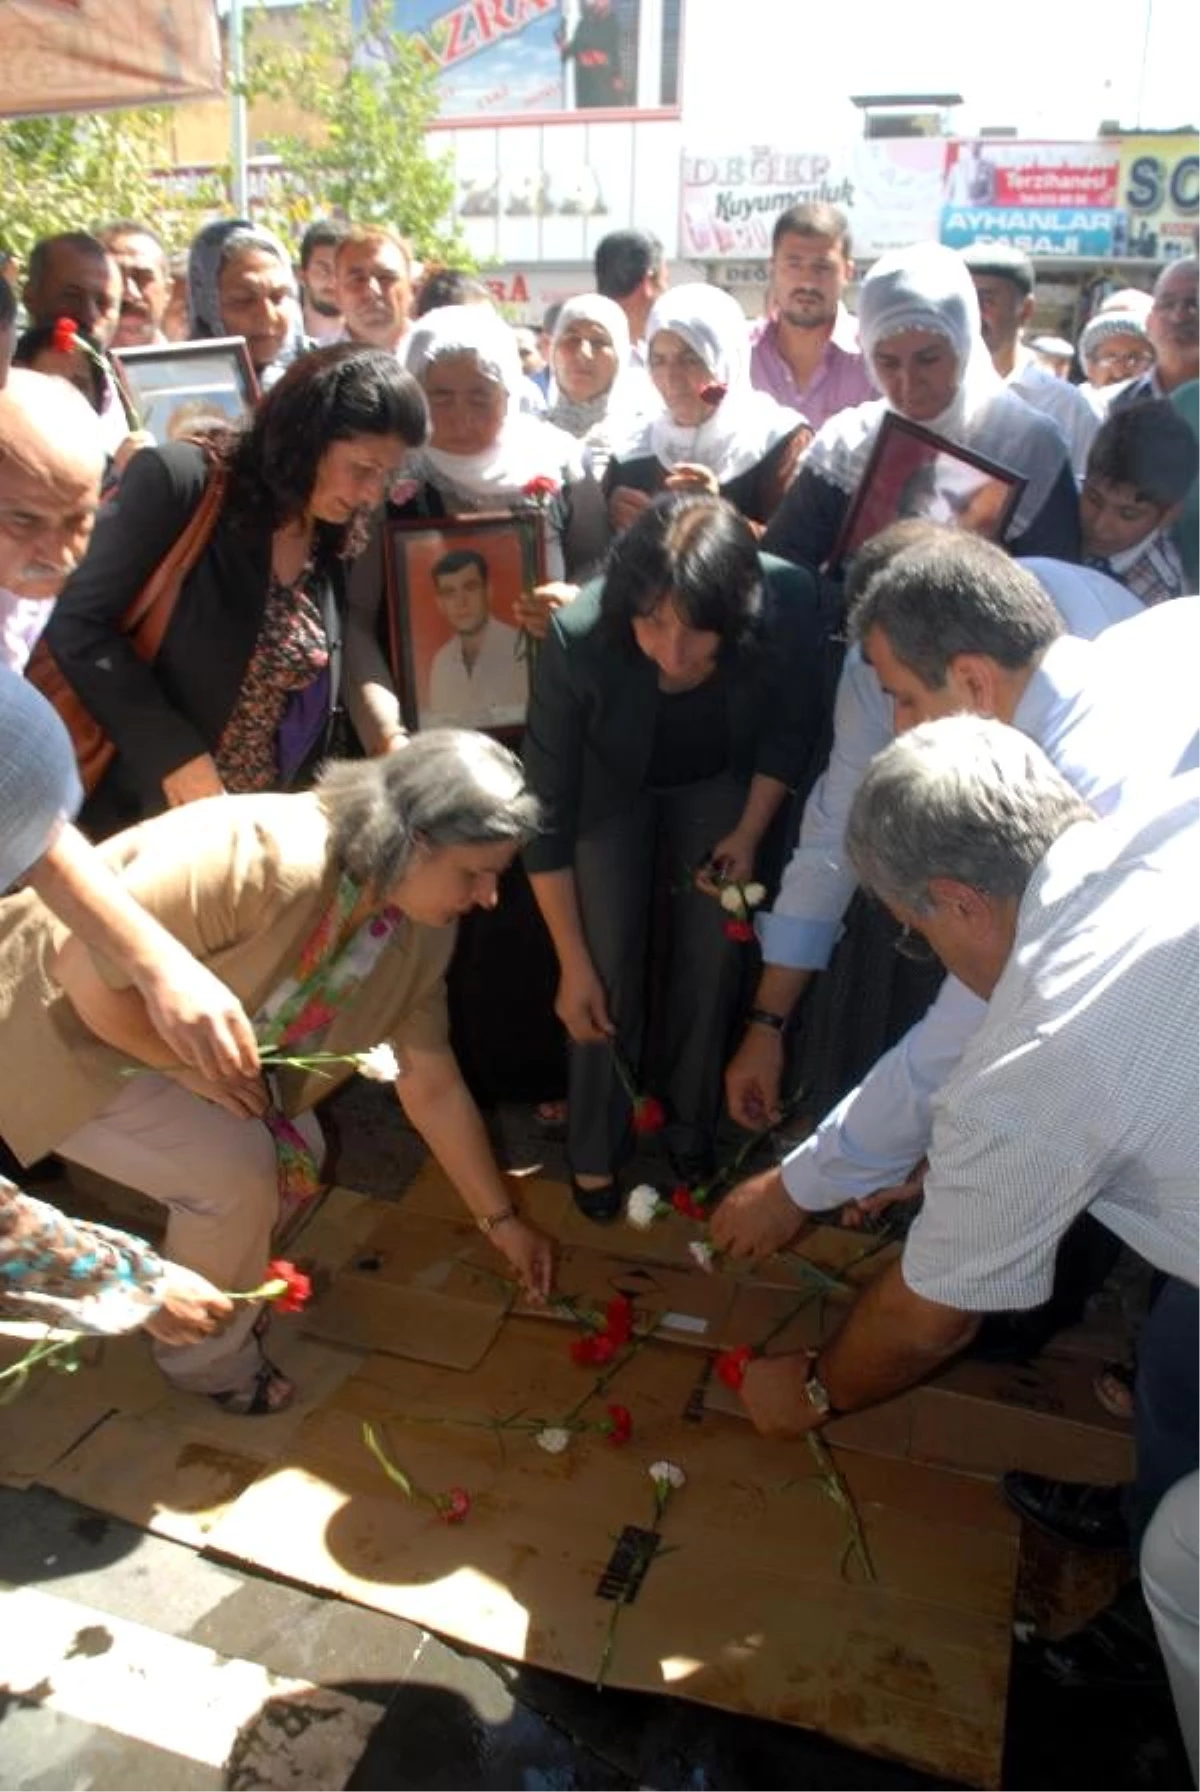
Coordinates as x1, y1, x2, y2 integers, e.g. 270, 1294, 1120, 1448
632, 1095, 666, 1135
265, 1258, 312, 1313
604, 1295, 634, 1347
699, 380, 727, 407
571, 1332, 617, 1367
723, 919, 755, 943
52, 316, 79, 354
523, 474, 560, 502
671, 1185, 702, 1219
604, 1403, 633, 1446
715, 1343, 754, 1392
439, 1485, 471, 1523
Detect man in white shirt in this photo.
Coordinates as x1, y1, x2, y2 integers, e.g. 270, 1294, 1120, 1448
961, 243, 1098, 477
426, 549, 527, 728
720, 523, 1200, 1240
724, 721, 1198, 1766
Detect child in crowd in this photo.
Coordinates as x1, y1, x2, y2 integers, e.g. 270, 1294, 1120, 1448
1081, 399, 1196, 604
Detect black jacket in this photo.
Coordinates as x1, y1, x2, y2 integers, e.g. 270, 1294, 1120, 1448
44, 443, 345, 831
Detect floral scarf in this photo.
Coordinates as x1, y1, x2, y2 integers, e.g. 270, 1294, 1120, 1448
256, 872, 403, 1227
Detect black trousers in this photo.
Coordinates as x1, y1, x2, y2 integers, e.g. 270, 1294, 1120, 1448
567, 773, 749, 1179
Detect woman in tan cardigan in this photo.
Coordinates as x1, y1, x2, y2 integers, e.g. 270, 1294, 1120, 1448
0, 731, 553, 1412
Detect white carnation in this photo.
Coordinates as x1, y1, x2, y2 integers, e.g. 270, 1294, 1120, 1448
719, 885, 744, 913
356, 1042, 401, 1083
626, 1184, 663, 1229
536, 1427, 572, 1455
688, 1241, 716, 1273
648, 1460, 686, 1490
743, 882, 767, 908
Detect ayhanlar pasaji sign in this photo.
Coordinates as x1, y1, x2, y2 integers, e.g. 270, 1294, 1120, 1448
939, 141, 1122, 257
0, 0, 222, 118
679, 142, 945, 261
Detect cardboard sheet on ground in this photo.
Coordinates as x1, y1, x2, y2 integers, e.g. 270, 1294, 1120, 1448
206, 1319, 1019, 1787
0, 1168, 1134, 1787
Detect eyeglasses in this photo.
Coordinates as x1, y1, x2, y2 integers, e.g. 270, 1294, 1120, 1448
1094, 350, 1153, 371
893, 924, 939, 964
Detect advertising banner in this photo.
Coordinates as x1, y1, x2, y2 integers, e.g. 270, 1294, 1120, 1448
0, 0, 222, 118
357, 0, 681, 121
1113, 133, 1199, 261
679, 141, 945, 261
939, 141, 1121, 257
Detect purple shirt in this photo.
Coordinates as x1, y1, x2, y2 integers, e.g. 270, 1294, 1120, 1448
749, 305, 875, 432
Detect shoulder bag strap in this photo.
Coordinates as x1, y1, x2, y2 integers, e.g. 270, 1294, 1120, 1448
125, 467, 229, 660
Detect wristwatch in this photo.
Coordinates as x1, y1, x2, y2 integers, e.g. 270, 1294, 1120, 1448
477, 1205, 518, 1236
802, 1353, 837, 1419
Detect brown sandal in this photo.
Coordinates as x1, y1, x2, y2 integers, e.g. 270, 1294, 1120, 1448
211, 1358, 295, 1417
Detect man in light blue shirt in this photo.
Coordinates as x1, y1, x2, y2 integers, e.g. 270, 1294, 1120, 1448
718, 533, 1198, 1251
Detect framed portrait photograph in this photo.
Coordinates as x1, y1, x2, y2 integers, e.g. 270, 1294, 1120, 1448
112, 337, 259, 446
383, 512, 547, 736
827, 413, 1028, 574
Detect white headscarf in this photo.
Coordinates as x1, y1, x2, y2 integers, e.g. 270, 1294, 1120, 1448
547, 293, 650, 471
804, 243, 1068, 536
626, 283, 800, 485
404, 304, 582, 507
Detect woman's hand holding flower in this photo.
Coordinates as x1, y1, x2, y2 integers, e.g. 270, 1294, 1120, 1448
555, 956, 615, 1044
701, 830, 757, 890
143, 1261, 235, 1346
492, 1217, 556, 1302
512, 581, 580, 643
168, 1063, 269, 1121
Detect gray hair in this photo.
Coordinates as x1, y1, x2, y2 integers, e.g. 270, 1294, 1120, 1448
846, 716, 1093, 915
317, 730, 540, 891
848, 532, 1061, 688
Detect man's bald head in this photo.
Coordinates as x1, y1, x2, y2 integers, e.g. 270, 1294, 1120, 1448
0, 368, 104, 597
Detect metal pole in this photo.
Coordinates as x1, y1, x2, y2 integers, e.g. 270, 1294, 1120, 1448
1135, 0, 1153, 127
230, 0, 249, 215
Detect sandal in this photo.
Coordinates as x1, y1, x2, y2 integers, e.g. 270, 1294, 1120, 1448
210, 1357, 296, 1417
570, 1175, 622, 1225
1094, 1360, 1136, 1421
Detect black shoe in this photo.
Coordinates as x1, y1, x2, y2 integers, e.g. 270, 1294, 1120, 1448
570, 1177, 622, 1225
1027, 1582, 1168, 1691
1003, 1470, 1130, 1551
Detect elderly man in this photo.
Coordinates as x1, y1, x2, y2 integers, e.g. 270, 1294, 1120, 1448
334, 226, 414, 358
0, 368, 104, 673
961, 243, 1097, 476
1113, 258, 1199, 408
99, 219, 171, 350
727, 718, 1197, 1768
750, 202, 873, 430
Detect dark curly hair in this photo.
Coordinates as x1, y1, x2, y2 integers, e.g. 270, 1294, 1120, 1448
600, 492, 764, 662
12, 322, 107, 412
219, 343, 429, 553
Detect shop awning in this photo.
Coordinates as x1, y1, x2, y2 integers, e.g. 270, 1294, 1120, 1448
0, 0, 223, 120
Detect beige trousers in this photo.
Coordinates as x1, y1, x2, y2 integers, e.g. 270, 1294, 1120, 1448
58, 1075, 322, 1396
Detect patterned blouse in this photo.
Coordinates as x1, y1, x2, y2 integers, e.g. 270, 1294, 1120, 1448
216, 565, 329, 792
0, 1180, 166, 1336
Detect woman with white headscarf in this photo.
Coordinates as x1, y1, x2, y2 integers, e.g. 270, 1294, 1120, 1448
763, 242, 1081, 571
188, 218, 308, 393
545, 293, 648, 481
606, 284, 810, 535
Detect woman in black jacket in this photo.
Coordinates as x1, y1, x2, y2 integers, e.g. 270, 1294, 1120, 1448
523, 493, 826, 1219
44, 344, 428, 836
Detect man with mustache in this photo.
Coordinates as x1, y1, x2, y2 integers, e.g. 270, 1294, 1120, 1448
0, 368, 104, 673
99, 220, 171, 350
334, 225, 414, 359
749, 202, 874, 430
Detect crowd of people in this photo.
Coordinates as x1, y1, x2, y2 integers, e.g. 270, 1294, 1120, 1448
0, 199, 1196, 1768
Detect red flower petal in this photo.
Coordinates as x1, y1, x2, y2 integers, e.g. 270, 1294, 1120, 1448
723, 919, 755, 943
265, 1258, 312, 1313
570, 1335, 600, 1366
715, 1343, 754, 1391
699, 381, 727, 406
522, 474, 560, 500
605, 1403, 633, 1444
440, 1486, 471, 1523
52, 316, 79, 354
590, 1333, 616, 1365
633, 1095, 666, 1135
